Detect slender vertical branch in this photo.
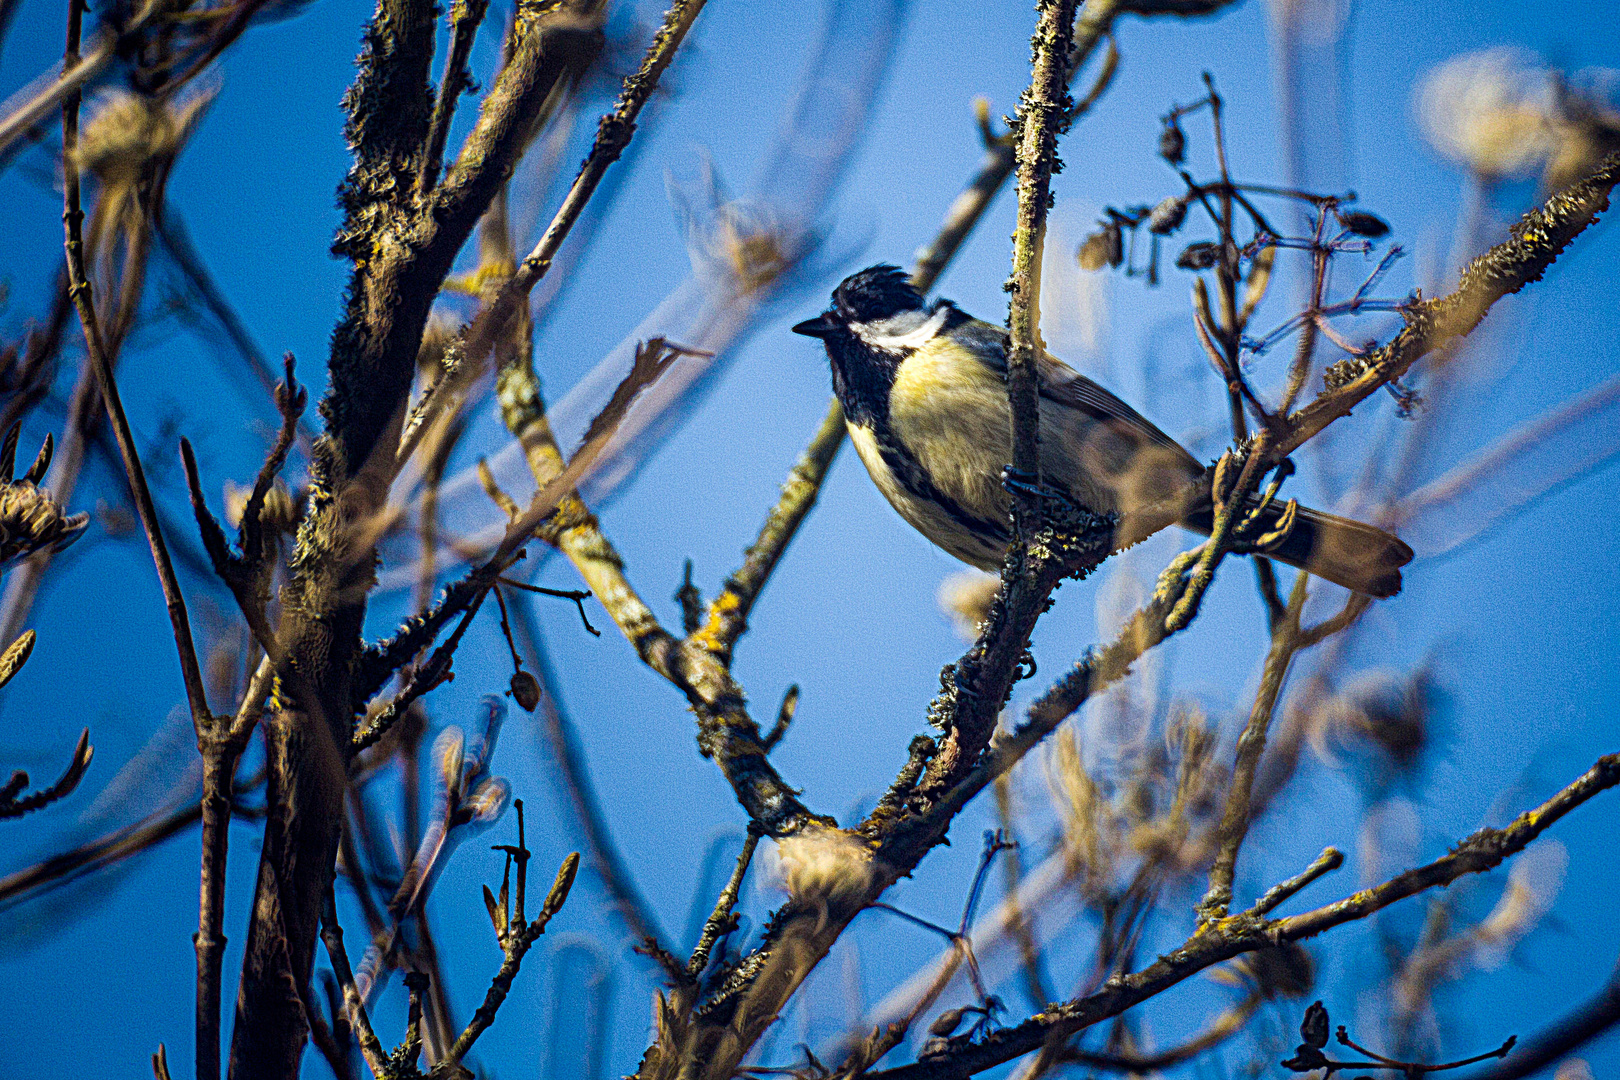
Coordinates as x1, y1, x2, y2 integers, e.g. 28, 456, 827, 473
687, 831, 759, 978
319, 891, 391, 1078
1004, 0, 1079, 523
439, 853, 580, 1071
1199, 571, 1307, 921
193, 745, 235, 1080
417, 0, 492, 196
60, 0, 210, 730
60, 12, 225, 1074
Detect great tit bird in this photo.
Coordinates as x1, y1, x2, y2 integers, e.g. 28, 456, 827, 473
793, 264, 1413, 597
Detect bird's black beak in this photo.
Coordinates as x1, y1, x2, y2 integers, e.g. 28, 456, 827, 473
792, 314, 835, 338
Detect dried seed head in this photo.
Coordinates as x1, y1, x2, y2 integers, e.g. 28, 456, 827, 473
1554, 1058, 1594, 1080
1416, 48, 1557, 179
509, 670, 541, 712
224, 479, 303, 536
1159, 117, 1186, 164
1475, 840, 1566, 956
1146, 195, 1190, 235
0, 480, 88, 566
74, 92, 183, 188
73, 89, 212, 293
1338, 210, 1391, 237
1175, 241, 1221, 271
1220, 943, 1315, 999
1543, 76, 1620, 192
765, 825, 881, 905
670, 162, 797, 295
1077, 228, 1113, 272
1311, 668, 1434, 769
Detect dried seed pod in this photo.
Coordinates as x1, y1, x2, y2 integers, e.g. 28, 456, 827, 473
938, 570, 999, 641
1240, 242, 1278, 322
1301, 1000, 1330, 1048
1159, 117, 1186, 164
928, 1007, 968, 1038
509, 670, 541, 712
1103, 220, 1124, 267
1146, 195, 1189, 235
1175, 241, 1220, 271
1338, 210, 1391, 237
1077, 227, 1113, 271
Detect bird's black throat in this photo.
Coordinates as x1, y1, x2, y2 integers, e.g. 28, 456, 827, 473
823, 329, 901, 429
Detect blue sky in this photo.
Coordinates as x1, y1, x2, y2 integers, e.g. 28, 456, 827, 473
1, 0, 1617, 1077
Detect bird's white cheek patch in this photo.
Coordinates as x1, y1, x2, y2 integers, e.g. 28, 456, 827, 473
854, 307, 950, 352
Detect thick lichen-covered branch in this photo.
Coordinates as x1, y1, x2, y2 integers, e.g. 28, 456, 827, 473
630, 10, 1256, 1078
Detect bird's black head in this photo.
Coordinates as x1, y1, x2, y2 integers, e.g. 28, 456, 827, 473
792, 264, 926, 338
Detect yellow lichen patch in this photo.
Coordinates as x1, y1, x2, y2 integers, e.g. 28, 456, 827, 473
690, 587, 744, 656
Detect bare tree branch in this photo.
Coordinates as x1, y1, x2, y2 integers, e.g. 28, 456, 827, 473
868, 752, 1620, 1080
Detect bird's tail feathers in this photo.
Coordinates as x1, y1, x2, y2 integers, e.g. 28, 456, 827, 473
1182, 498, 1413, 598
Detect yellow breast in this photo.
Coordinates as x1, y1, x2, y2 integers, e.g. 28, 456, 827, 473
886, 339, 1013, 523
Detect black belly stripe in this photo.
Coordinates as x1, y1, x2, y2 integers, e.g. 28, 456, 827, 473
870, 428, 1010, 547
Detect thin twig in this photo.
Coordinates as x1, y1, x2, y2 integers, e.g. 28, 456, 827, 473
1246, 846, 1344, 917
319, 889, 391, 1078
1199, 570, 1308, 920
400, 0, 708, 463
0, 728, 92, 818
437, 852, 579, 1073
1058, 991, 1263, 1072
61, 0, 210, 730
688, 830, 760, 978
1469, 968, 1620, 1080
993, 776, 1050, 1010
417, 0, 492, 196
